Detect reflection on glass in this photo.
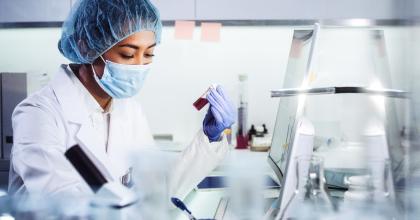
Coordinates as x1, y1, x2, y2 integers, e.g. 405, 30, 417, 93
269, 28, 315, 177
280, 156, 334, 220
269, 24, 410, 218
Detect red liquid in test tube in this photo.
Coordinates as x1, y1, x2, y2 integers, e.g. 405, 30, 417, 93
193, 97, 209, 111
193, 85, 217, 111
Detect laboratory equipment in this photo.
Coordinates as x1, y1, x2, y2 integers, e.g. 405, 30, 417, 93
248, 125, 257, 141
224, 128, 233, 146
276, 118, 315, 217
338, 160, 397, 219
250, 124, 272, 152
263, 198, 280, 220
278, 156, 334, 220
263, 124, 268, 134
171, 197, 216, 220
195, 175, 280, 191
0, 73, 27, 189
236, 74, 249, 149
171, 197, 197, 220
65, 145, 138, 208
194, 96, 209, 111
267, 23, 408, 219
364, 126, 396, 202
193, 85, 217, 111
267, 28, 317, 184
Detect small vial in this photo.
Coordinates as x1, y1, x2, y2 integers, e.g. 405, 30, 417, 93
193, 84, 217, 111
193, 97, 208, 111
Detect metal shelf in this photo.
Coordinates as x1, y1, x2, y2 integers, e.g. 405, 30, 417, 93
271, 86, 408, 98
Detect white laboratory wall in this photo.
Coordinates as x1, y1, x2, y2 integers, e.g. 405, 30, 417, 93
0, 26, 407, 144
139, 26, 291, 143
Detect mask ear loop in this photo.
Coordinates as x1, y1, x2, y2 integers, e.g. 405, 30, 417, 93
91, 55, 106, 78
99, 55, 106, 63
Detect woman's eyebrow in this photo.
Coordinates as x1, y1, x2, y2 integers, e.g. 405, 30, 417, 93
118, 44, 139, 50
118, 43, 156, 50
147, 43, 157, 49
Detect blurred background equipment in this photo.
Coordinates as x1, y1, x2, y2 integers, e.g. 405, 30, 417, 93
236, 74, 249, 149
269, 24, 407, 220
0, 73, 27, 189
249, 124, 272, 152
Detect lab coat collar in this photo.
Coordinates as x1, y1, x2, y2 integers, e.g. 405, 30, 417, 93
50, 65, 121, 122
69, 70, 114, 115
49, 64, 118, 180
50, 64, 90, 124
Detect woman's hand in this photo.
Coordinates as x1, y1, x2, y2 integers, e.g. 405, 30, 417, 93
203, 86, 236, 142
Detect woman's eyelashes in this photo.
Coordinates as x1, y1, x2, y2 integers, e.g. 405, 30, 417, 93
120, 53, 135, 59
145, 53, 155, 58
119, 53, 154, 60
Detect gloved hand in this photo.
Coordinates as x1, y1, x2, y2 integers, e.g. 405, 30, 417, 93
203, 86, 236, 142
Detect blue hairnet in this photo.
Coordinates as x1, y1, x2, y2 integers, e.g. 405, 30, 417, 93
58, 0, 162, 64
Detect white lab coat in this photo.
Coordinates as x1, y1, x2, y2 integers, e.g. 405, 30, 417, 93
8, 64, 228, 199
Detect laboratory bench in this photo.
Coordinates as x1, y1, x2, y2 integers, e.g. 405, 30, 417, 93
171, 188, 280, 220
169, 148, 350, 220
0, 148, 350, 220
171, 149, 281, 220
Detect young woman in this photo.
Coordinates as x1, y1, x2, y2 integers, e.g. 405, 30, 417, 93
8, 0, 235, 200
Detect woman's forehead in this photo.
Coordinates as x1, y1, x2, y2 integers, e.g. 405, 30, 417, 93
117, 31, 156, 47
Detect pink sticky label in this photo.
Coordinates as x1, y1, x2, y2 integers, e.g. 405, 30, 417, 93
200, 22, 222, 42
174, 20, 195, 40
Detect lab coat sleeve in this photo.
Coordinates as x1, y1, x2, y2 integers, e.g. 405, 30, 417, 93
168, 129, 229, 199
10, 101, 89, 196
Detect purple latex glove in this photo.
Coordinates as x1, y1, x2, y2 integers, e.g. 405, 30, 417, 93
203, 86, 236, 142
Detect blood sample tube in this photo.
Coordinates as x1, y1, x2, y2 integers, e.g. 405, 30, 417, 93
193, 84, 218, 111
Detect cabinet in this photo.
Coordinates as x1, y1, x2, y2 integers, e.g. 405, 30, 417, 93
0, 73, 27, 188
0, 0, 195, 23
0, 0, 71, 23
195, 0, 399, 20
150, 0, 196, 20
196, 0, 324, 20
0, 0, 403, 24
323, 0, 397, 19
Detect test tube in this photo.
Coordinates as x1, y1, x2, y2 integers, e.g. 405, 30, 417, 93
193, 84, 218, 111
194, 84, 232, 145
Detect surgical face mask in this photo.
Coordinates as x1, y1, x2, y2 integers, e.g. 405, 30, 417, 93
91, 56, 151, 99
